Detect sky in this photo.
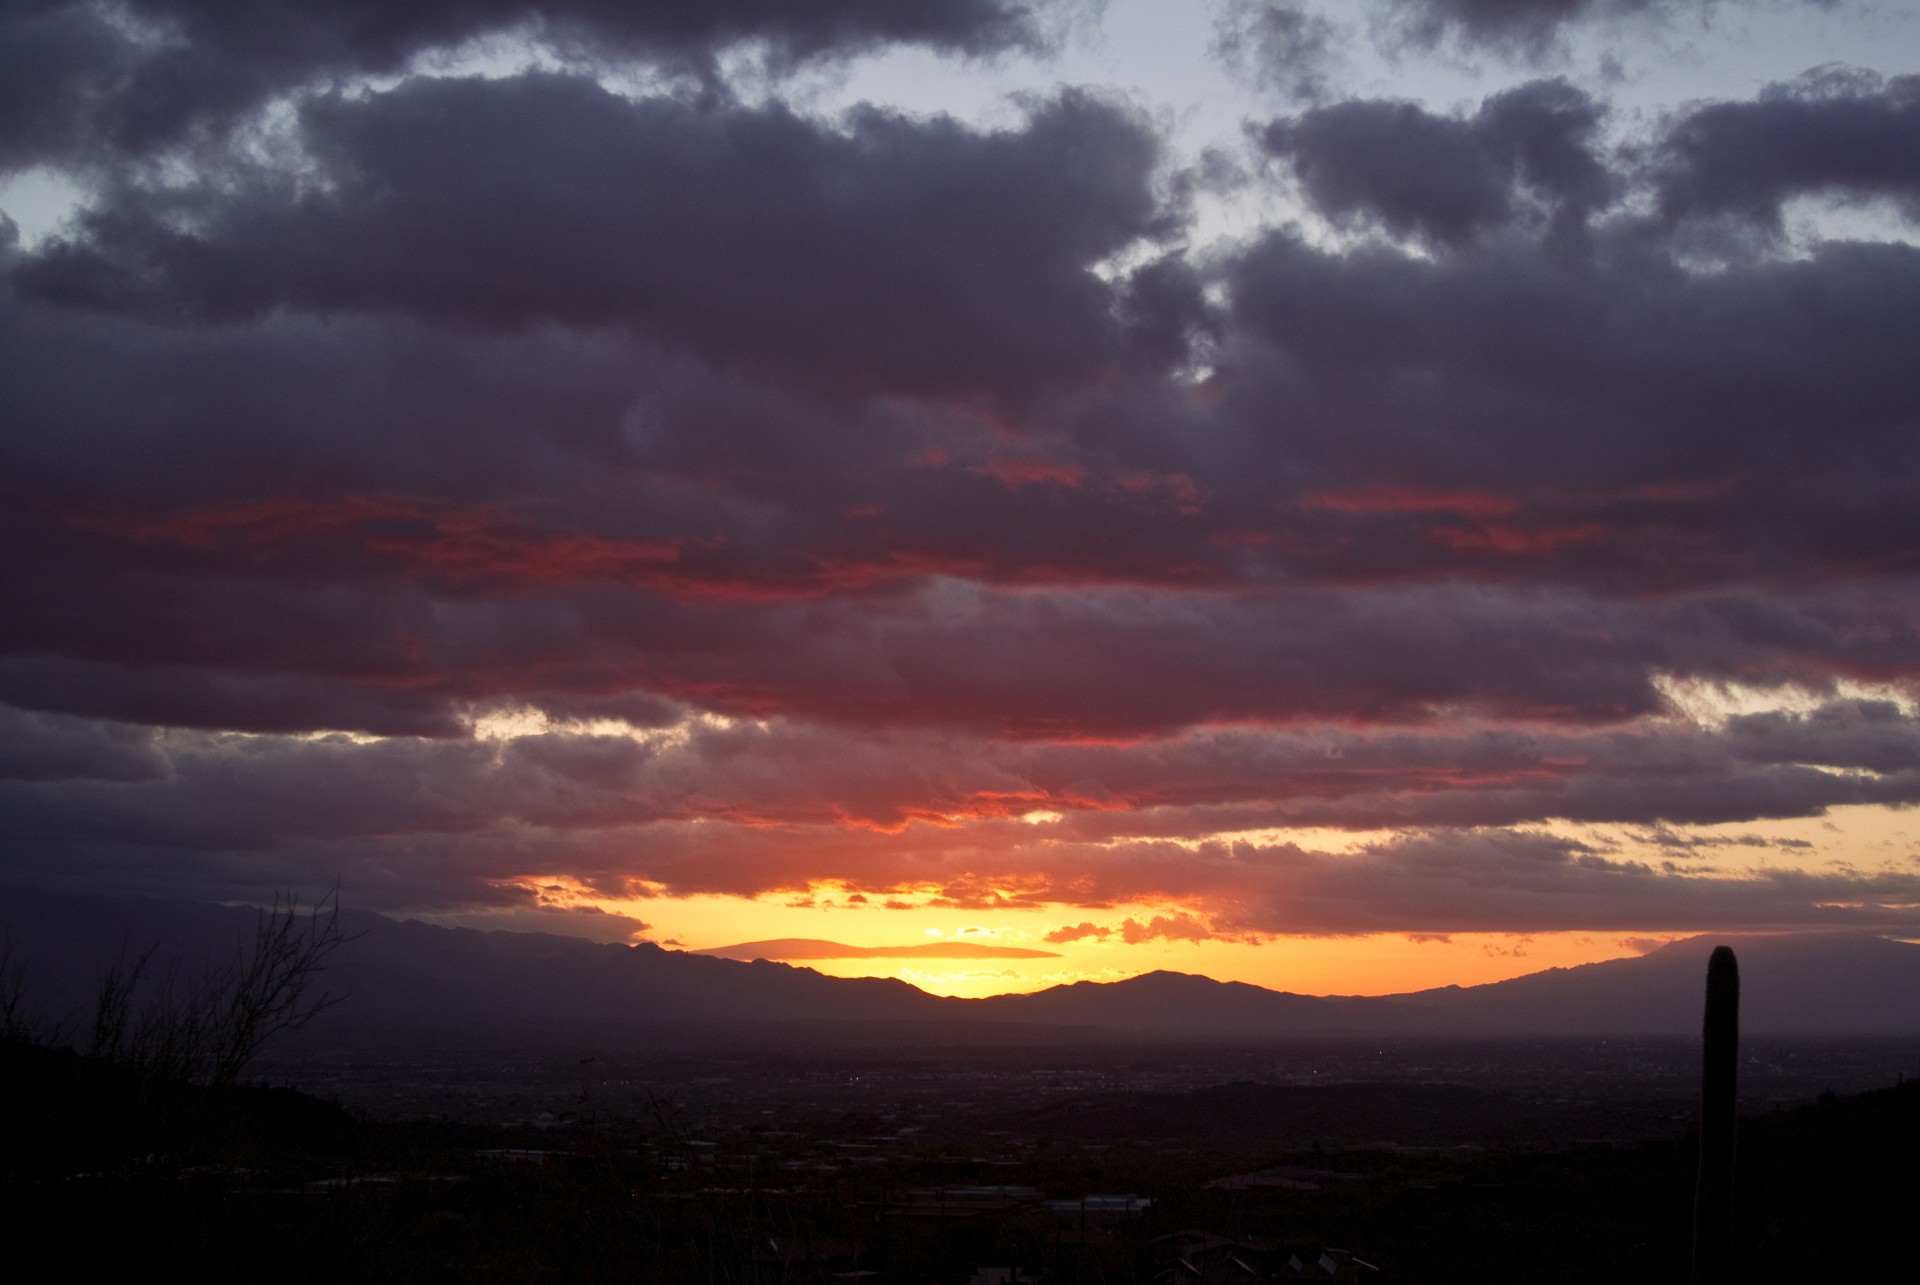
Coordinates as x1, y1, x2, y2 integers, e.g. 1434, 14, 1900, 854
3, 0, 1919, 998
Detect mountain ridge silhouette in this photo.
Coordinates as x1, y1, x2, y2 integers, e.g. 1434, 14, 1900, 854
5, 889, 1918, 1041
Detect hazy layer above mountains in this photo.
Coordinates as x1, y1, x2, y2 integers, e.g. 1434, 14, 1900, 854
5, 889, 1918, 1044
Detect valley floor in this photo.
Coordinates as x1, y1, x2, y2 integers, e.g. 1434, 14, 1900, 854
6, 1033, 1915, 1282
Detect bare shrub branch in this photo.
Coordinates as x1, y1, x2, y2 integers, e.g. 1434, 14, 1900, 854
1, 937, 32, 1041
89, 945, 155, 1063
204, 887, 348, 1086
18, 887, 351, 1085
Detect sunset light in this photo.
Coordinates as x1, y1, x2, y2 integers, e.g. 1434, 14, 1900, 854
6, 4, 1920, 1279
4, 0, 1919, 999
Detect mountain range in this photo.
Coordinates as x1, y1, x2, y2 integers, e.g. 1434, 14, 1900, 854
5, 888, 1919, 1044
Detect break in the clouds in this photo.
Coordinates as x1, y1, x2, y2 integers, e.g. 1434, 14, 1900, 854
3, 0, 1918, 959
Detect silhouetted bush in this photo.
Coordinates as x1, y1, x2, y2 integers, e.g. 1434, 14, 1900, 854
58, 888, 346, 1087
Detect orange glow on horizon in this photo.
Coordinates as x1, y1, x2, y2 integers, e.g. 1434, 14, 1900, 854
448, 805, 1919, 1000
457, 881, 1659, 1000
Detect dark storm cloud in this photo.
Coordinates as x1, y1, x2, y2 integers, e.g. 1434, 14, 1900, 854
8, 383, 1920, 747
18, 75, 1176, 399
1374, 0, 1715, 56
9, 71, 1917, 613
1028, 705, 1920, 834
887, 829, 1920, 936
0, 705, 165, 784
1214, 230, 1920, 586
10, 749, 1916, 935
1654, 67, 1920, 236
0, 656, 473, 739
1722, 698, 1920, 773
2, 695, 1913, 897
0, 0, 1055, 171
0, 2, 130, 172
0, 280, 666, 502
1261, 79, 1614, 246
9, 228, 1918, 620
4, 5, 1919, 937
1200, 74, 1919, 599
1201, 829, 1920, 936
5, 220, 1920, 748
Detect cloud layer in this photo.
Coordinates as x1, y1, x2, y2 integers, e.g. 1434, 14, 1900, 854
3, 2, 1918, 949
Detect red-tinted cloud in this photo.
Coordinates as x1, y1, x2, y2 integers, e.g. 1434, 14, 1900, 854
4, 30, 1919, 945
1302, 485, 1519, 519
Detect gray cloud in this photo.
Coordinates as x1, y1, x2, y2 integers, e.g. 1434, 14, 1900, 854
1374, 0, 1716, 57
18, 75, 1179, 401
0, 0, 1058, 172
1207, 828, 1920, 936
2, 694, 1915, 919
0, 705, 166, 784
3, 7, 1917, 943
13, 773, 1912, 938
1262, 78, 1614, 246
1217, 230, 1920, 580
1214, 2, 1343, 103
1654, 67, 1920, 238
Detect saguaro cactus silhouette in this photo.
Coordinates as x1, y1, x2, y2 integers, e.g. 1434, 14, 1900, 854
1692, 945, 1739, 1285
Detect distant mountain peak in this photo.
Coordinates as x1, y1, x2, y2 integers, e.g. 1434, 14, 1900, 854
5, 890, 1918, 1042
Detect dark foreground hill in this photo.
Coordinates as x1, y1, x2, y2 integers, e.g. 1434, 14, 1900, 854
4, 1022, 1913, 1283
5, 888, 1920, 1044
